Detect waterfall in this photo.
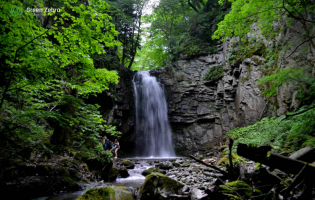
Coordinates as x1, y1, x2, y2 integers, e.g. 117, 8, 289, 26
133, 71, 175, 157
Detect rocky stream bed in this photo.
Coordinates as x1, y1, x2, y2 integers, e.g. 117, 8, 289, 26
1, 145, 315, 200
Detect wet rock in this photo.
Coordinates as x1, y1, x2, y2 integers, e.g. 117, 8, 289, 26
122, 159, 135, 169
118, 167, 129, 178
190, 188, 208, 200
173, 162, 180, 167
78, 186, 133, 200
137, 173, 184, 200
182, 162, 190, 167
182, 185, 190, 192
109, 167, 118, 181
159, 161, 174, 169
142, 167, 166, 176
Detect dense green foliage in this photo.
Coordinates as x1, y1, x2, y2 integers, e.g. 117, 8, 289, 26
0, 0, 121, 163
226, 105, 315, 152
132, 0, 230, 70
214, 0, 315, 41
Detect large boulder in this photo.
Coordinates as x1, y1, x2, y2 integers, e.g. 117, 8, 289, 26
137, 173, 184, 200
118, 167, 129, 178
78, 186, 133, 200
122, 159, 135, 169
142, 167, 166, 176
109, 167, 118, 181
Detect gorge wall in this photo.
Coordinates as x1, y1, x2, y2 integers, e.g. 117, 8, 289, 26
153, 41, 267, 151
102, 20, 314, 155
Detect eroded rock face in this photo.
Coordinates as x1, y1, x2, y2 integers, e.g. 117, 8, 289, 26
152, 41, 267, 150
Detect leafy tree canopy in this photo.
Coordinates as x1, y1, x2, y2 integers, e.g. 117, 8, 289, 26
0, 0, 121, 163
132, 0, 230, 70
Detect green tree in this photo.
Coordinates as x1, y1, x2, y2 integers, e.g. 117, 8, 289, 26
0, 0, 121, 157
107, 0, 148, 68
132, 0, 229, 70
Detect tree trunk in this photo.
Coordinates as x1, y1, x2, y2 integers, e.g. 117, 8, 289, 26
237, 143, 315, 176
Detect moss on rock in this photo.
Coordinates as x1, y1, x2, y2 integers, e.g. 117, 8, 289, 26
173, 162, 180, 167
63, 176, 77, 189
138, 173, 184, 200
118, 167, 129, 178
142, 167, 166, 176
122, 159, 135, 169
109, 167, 118, 181
78, 186, 133, 200
218, 180, 262, 198
182, 162, 190, 167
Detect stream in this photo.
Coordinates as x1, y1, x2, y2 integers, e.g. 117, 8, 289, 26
31, 158, 179, 200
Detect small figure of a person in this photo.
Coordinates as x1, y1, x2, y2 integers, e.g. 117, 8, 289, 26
101, 136, 106, 151
102, 136, 111, 151
113, 139, 120, 159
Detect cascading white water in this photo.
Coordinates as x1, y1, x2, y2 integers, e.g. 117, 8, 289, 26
133, 71, 175, 157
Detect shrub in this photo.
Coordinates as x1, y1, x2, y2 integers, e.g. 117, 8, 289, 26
203, 65, 224, 81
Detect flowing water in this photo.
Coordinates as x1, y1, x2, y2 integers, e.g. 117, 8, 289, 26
133, 71, 175, 157
31, 160, 153, 200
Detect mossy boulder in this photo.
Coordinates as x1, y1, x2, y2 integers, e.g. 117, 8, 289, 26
78, 186, 133, 200
137, 173, 184, 200
122, 159, 135, 169
142, 167, 166, 176
109, 167, 118, 181
218, 180, 262, 199
118, 167, 129, 178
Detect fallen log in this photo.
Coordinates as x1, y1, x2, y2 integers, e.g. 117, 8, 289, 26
237, 143, 315, 176
189, 155, 228, 175
289, 146, 315, 163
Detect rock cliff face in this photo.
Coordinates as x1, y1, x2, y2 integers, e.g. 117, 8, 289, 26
152, 41, 266, 150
